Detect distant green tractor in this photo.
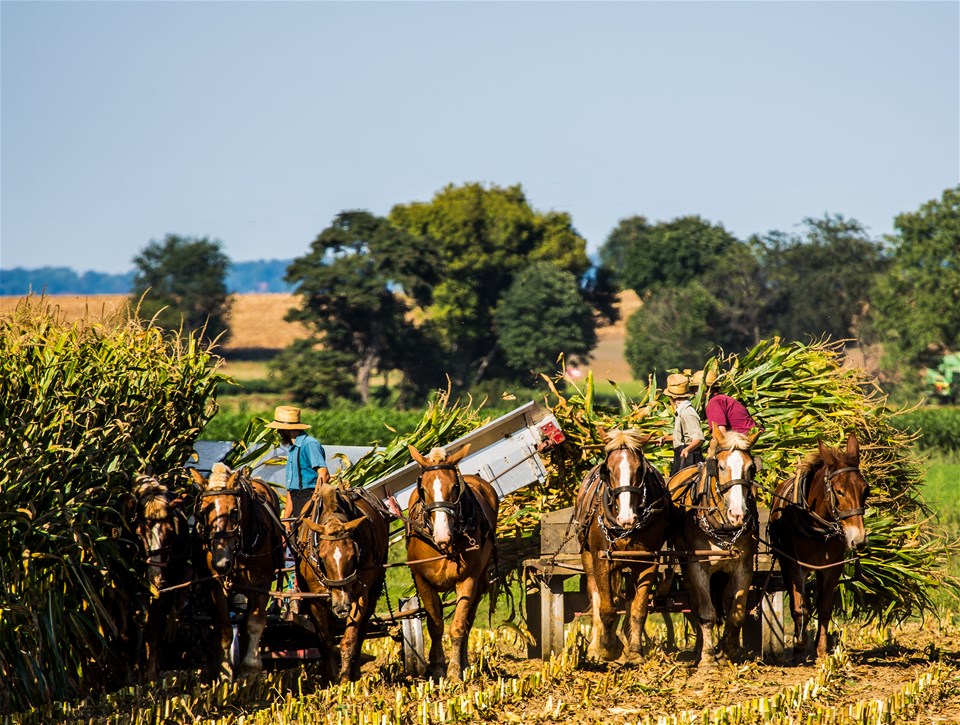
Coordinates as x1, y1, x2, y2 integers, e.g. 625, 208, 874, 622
922, 352, 960, 404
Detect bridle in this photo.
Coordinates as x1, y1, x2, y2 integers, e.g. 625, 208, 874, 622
415, 463, 467, 532
795, 463, 867, 539
692, 452, 757, 547
195, 486, 245, 549
312, 525, 362, 589
598, 446, 664, 541
136, 491, 188, 573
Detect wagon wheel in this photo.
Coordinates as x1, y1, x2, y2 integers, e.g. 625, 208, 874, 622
399, 596, 426, 676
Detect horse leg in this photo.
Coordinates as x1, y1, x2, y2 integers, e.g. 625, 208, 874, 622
304, 597, 340, 683
719, 563, 752, 662
237, 592, 269, 680
446, 573, 484, 681
210, 586, 234, 681
625, 562, 657, 659
586, 554, 623, 661
412, 571, 446, 680
814, 568, 841, 660
783, 562, 810, 662
143, 594, 173, 682
684, 563, 718, 668
339, 583, 376, 684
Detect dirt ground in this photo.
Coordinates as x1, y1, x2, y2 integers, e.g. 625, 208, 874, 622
358, 617, 960, 724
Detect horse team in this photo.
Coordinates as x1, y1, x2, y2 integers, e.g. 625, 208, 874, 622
123, 425, 869, 685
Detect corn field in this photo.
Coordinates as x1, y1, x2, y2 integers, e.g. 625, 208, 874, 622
0, 297, 227, 711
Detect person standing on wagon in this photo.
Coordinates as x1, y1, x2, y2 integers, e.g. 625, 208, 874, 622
692, 367, 761, 436
266, 405, 330, 529
662, 373, 705, 476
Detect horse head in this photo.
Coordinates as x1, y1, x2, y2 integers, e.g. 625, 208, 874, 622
128, 475, 188, 595
409, 443, 471, 551
707, 424, 761, 528
817, 433, 869, 552
190, 462, 245, 577
308, 484, 367, 619
598, 427, 654, 529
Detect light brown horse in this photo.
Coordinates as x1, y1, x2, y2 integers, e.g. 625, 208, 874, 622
295, 483, 389, 683
406, 444, 499, 681
189, 463, 284, 681
574, 428, 670, 662
125, 475, 191, 682
769, 433, 869, 661
667, 425, 760, 668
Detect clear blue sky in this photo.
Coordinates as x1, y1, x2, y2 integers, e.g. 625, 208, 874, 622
2, 1, 957, 275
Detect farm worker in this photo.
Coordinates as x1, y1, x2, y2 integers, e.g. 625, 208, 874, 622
266, 405, 330, 527
691, 367, 762, 436
661, 373, 704, 475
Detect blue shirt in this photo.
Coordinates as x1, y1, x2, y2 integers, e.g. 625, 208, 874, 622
285, 433, 327, 490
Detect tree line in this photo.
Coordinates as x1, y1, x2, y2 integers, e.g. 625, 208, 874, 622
126, 183, 959, 406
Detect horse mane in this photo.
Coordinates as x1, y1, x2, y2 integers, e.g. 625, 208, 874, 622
715, 431, 753, 452
208, 462, 234, 490
133, 474, 171, 519
425, 447, 449, 464
603, 428, 646, 452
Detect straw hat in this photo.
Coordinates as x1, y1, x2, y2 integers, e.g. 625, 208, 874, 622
265, 405, 311, 430
665, 373, 691, 398
691, 368, 719, 388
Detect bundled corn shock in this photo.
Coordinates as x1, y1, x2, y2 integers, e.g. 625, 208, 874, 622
512, 338, 959, 624
0, 296, 227, 711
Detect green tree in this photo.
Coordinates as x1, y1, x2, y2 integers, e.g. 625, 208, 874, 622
495, 262, 597, 378
389, 183, 591, 386
131, 234, 231, 345
755, 215, 884, 342
624, 281, 720, 379
868, 186, 960, 383
283, 211, 433, 404
600, 215, 737, 296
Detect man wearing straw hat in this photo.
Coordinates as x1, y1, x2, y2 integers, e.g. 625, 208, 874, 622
661, 373, 704, 476
266, 405, 330, 526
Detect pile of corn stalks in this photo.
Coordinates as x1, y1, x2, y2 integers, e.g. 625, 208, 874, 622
0, 297, 227, 711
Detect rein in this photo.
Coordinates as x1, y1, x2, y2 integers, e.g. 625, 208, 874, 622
596, 447, 666, 544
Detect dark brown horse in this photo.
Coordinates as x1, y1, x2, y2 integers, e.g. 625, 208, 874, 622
574, 428, 670, 662
295, 483, 389, 683
406, 444, 499, 681
125, 475, 191, 681
189, 462, 284, 680
769, 433, 869, 661
667, 425, 760, 668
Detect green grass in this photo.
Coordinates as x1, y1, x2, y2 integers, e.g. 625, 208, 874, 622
918, 453, 960, 610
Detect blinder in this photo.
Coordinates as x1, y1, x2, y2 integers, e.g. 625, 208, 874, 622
195, 487, 244, 543
316, 528, 362, 588
416, 463, 465, 523
823, 465, 867, 520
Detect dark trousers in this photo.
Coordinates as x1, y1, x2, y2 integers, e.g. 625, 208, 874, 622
671, 446, 704, 477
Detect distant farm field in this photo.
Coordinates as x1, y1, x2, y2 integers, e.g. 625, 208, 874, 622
0, 291, 640, 382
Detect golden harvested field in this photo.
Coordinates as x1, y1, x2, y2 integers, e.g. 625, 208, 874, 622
0, 292, 639, 379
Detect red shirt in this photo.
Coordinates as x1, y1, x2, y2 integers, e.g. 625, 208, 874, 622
705, 394, 757, 434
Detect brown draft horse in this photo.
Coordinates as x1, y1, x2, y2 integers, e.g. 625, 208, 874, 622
769, 433, 869, 661
574, 428, 671, 662
406, 444, 499, 681
125, 475, 191, 681
189, 462, 284, 680
295, 483, 389, 683
667, 425, 761, 668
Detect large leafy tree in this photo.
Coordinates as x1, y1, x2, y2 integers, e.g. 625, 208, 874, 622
389, 183, 591, 386
868, 186, 960, 373
283, 210, 433, 404
755, 215, 885, 342
599, 215, 738, 296
131, 234, 231, 345
495, 262, 597, 378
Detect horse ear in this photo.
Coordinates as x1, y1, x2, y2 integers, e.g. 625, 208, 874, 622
845, 432, 860, 463
447, 444, 472, 465
711, 422, 725, 445
818, 439, 837, 467
746, 427, 761, 447
638, 432, 654, 447
596, 427, 610, 444
187, 467, 207, 488
408, 445, 430, 468
343, 517, 366, 533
